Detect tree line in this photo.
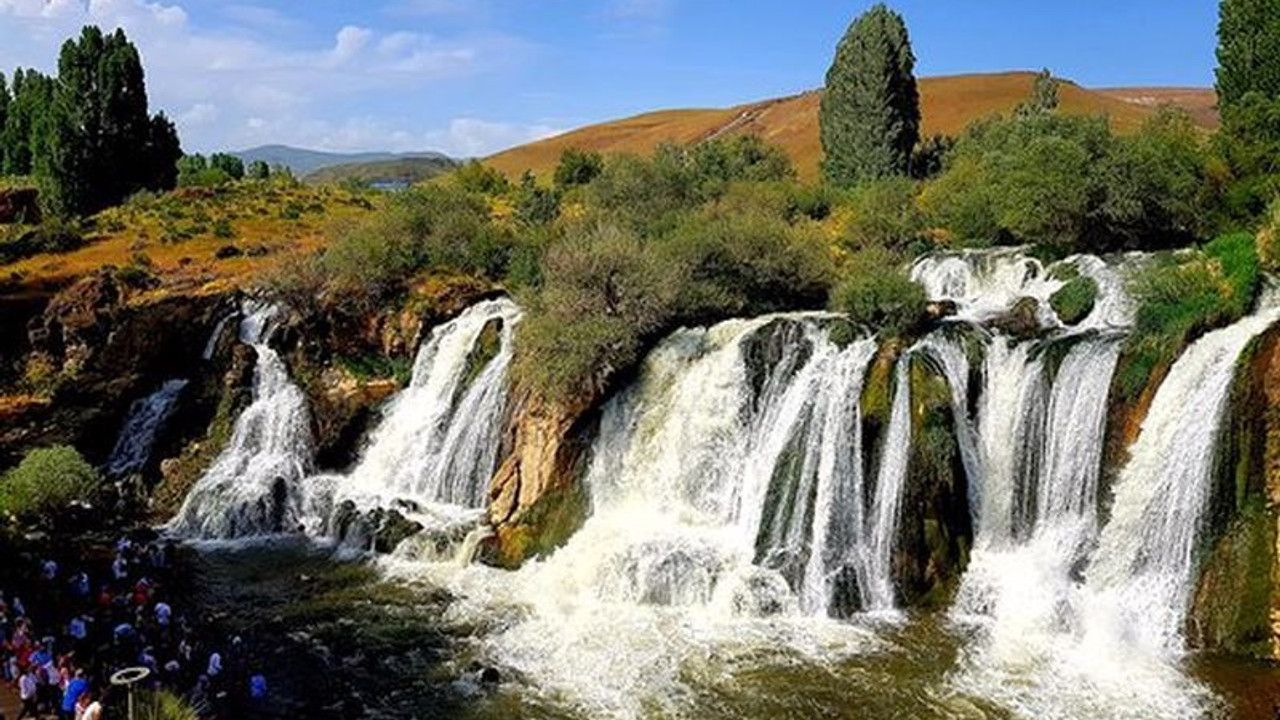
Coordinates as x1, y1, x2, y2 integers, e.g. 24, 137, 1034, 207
0, 26, 181, 217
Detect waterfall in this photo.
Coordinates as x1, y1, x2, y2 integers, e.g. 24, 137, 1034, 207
105, 379, 189, 478
552, 316, 895, 615
1082, 303, 1280, 653
863, 358, 911, 611
297, 299, 521, 551
169, 302, 313, 539
318, 299, 519, 520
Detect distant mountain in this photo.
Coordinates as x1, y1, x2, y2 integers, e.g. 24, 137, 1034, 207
232, 145, 455, 177
305, 156, 460, 187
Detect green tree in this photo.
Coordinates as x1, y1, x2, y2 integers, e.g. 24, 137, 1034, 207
1017, 68, 1060, 116
514, 172, 561, 226
247, 159, 271, 180
820, 3, 921, 187
210, 152, 245, 180
1216, 0, 1280, 109
2, 69, 55, 176
0, 73, 9, 162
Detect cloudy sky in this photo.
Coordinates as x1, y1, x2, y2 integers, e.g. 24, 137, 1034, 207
0, 0, 1220, 156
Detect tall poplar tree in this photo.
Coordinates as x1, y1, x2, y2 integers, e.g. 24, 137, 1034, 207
1216, 0, 1280, 110
820, 3, 921, 187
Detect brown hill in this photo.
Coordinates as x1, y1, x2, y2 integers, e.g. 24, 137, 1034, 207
487, 72, 1219, 181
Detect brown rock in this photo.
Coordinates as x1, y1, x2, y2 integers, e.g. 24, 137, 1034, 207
0, 187, 40, 224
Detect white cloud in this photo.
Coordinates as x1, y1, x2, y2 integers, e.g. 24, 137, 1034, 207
0, 0, 536, 154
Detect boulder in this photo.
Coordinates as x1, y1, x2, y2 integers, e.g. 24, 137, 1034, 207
989, 296, 1043, 340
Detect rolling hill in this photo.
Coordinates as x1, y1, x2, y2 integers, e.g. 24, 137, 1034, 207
486, 72, 1219, 181
305, 156, 459, 187
233, 145, 455, 177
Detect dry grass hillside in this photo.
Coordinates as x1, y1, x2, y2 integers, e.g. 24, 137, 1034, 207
487, 71, 1219, 181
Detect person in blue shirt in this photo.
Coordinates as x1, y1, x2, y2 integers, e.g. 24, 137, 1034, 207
61, 670, 89, 720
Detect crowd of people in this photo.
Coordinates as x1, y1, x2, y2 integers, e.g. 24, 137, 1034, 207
0, 536, 268, 719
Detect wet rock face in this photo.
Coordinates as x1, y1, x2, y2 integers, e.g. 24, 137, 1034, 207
328, 500, 425, 554
989, 296, 1044, 340
1, 271, 233, 468
1189, 326, 1280, 658
894, 356, 973, 607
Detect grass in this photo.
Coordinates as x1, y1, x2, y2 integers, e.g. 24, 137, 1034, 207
1050, 275, 1100, 324
0, 178, 380, 298
486, 72, 1217, 181
1118, 232, 1262, 397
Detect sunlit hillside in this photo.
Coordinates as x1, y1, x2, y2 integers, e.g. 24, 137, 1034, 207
487, 71, 1218, 180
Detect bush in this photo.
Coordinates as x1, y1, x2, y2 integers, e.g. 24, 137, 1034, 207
554, 148, 605, 188
1120, 232, 1261, 396
1049, 275, 1099, 325
1258, 198, 1280, 272
212, 217, 235, 239
922, 110, 1208, 253
0, 446, 100, 526
315, 185, 509, 309
845, 176, 924, 251
515, 222, 683, 399
451, 161, 511, 196
829, 246, 927, 337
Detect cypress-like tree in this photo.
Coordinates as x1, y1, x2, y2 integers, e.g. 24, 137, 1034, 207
820, 3, 921, 187
0, 73, 9, 164
35, 26, 183, 215
1216, 0, 1280, 109
2, 70, 55, 177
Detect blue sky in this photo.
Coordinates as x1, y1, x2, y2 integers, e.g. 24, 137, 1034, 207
0, 0, 1220, 156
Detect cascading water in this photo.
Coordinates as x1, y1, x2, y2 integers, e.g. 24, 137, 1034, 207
1083, 302, 1280, 653
105, 378, 189, 477
169, 302, 313, 539
864, 358, 912, 611
306, 298, 521, 541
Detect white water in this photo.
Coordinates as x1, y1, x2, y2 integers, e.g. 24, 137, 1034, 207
1084, 303, 1280, 653
864, 358, 912, 611
169, 302, 314, 538
106, 378, 189, 477
306, 298, 521, 542
381, 316, 889, 717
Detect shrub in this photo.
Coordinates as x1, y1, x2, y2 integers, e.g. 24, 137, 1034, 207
515, 222, 683, 399
0, 219, 85, 264
829, 246, 927, 337
136, 690, 204, 720
0, 445, 100, 526
451, 161, 511, 196
554, 148, 605, 188
212, 217, 235, 239
316, 184, 509, 309
1049, 275, 1099, 325
1120, 232, 1261, 396
845, 176, 924, 251
1258, 198, 1280, 272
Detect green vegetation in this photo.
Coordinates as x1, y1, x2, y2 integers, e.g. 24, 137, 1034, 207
1215, 0, 1280, 108
1, 27, 181, 217
1050, 274, 1099, 325
921, 108, 1207, 253
0, 445, 100, 526
1119, 232, 1262, 396
553, 148, 604, 188
0, 219, 84, 264
829, 246, 927, 337
820, 4, 921, 187
304, 155, 457, 187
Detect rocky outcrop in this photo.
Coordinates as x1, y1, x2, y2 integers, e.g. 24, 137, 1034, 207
0, 270, 233, 470
989, 296, 1044, 340
1189, 326, 1280, 658
484, 392, 594, 568
897, 354, 972, 607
